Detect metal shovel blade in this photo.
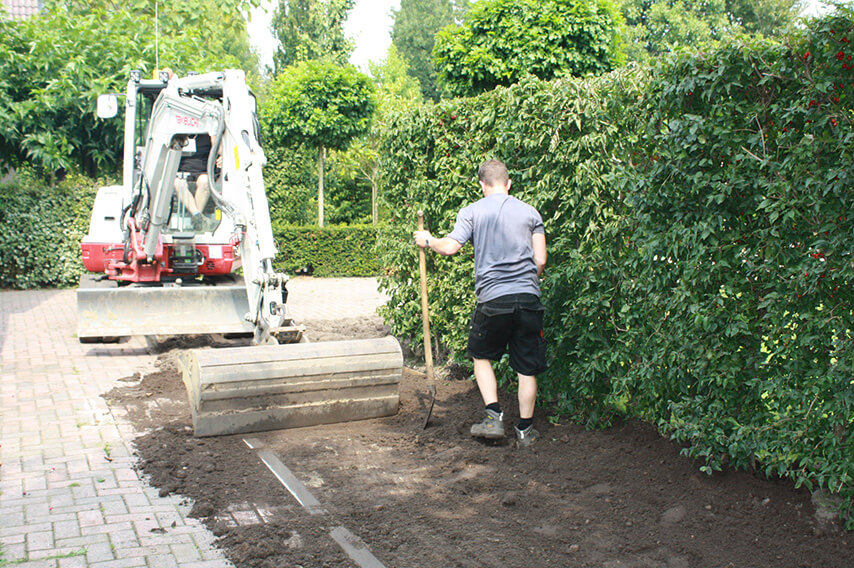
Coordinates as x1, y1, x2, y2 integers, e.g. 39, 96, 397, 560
422, 383, 437, 429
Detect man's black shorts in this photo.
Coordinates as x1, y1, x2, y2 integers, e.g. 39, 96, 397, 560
467, 293, 547, 376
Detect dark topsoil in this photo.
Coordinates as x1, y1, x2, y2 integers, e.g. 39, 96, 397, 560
104, 317, 853, 568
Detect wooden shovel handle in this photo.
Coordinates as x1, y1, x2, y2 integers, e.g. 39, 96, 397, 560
417, 211, 434, 382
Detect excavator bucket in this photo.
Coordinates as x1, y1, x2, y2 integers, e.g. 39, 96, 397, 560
179, 336, 403, 436
77, 274, 254, 340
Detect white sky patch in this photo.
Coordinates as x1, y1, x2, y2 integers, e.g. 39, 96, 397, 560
247, 0, 400, 74
345, 0, 400, 72
800, 0, 838, 18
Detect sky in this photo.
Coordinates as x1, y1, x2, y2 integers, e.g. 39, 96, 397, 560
248, 0, 844, 75
248, 0, 400, 73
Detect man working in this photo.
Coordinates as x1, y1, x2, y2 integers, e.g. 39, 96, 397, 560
174, 134, 216, 231
414, 159, 547, 447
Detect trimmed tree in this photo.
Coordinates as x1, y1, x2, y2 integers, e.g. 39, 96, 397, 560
262, 60, 374, 227
433, 0, 623, 97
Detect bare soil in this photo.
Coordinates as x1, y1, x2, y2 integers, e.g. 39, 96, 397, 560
104, 317, 853, 568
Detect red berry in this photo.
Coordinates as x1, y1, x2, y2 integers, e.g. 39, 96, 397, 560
838, 51, 846, 60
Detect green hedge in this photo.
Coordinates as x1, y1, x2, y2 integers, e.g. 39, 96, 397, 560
272, 223, 384, 277
376, 12, 854, 525
0, 170, 96, 289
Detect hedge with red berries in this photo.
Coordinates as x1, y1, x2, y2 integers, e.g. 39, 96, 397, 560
377, 10, 854, 525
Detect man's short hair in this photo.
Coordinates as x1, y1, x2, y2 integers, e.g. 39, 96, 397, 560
478, 159, 509, 187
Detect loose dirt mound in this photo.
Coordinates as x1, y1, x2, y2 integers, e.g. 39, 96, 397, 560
104, 317, 853, 567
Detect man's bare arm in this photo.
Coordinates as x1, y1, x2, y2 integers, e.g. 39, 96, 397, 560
532, 232, 547, 276
414, 230, 462, 256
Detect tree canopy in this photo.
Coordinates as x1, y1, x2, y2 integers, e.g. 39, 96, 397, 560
271, 0, 354, 74
433, 0, 623, 98
0, 0, 259, 177
261, 60, 374, 225
391, 0, 469, 101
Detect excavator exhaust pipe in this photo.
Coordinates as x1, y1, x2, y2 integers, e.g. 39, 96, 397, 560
179, 336, 403, 436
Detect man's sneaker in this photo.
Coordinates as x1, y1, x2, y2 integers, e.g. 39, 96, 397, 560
192, 214, 217, 233
515, 424, 540, 447
191, 213, 206, 232
470, 409, 505, 439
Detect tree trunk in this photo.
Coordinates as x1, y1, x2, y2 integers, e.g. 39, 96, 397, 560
317, 145, 325, 227
371, 162, 378, 225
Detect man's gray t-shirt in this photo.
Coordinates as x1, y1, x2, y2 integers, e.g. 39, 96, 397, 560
447, 193, 544, 303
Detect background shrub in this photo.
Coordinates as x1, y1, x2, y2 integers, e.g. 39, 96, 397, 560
0, 169, 97, 288
273, 223, 384, 277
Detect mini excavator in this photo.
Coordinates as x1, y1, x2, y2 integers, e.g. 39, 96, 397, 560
78, 70, 401, 436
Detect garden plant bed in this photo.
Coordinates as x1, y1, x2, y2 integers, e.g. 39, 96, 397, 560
104, 317, 853, 568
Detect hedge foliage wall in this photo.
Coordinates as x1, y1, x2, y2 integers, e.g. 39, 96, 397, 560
273, 223, 383, 277
376, 13, 854, 524
0, 170, 96, 288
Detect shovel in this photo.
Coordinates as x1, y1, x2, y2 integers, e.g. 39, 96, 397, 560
417, 210, 436, 428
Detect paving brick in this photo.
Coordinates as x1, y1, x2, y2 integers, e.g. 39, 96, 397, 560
106, 528, 140, 548
169, 542, 202, 563
53, 519, 82, 539
0, 507, 25, 527
1, 532, 26, 545
145, 553, 180, 568
1, 522, 53, 536
122, 492, 154, 511
25, 530, 55, 552
57, 555, 88, 568
1, 541, 25, 561
84, 540, 115, 564
100, 496, 130, 516
24, 498, 52, 519
77, 509, 104, 528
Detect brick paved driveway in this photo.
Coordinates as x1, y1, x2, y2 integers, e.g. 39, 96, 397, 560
0, 277, 386, 567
